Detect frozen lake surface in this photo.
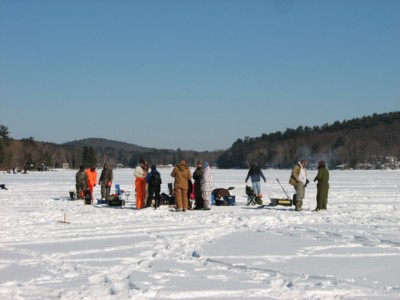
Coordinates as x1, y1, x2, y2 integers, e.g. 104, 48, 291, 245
0, 168, 399, 299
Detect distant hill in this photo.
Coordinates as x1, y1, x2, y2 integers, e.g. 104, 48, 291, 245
57, 138, 221, 169
0, 112, 399, 170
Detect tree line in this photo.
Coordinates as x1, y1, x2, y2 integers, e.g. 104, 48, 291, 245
0, 111, 399, 171
217, 112, 400, 169
0, 128, 222, 171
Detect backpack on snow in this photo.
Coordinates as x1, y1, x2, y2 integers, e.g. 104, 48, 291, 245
150, 172, 161, 186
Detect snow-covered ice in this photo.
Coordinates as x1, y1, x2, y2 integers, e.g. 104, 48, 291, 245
0, 168, 399, 299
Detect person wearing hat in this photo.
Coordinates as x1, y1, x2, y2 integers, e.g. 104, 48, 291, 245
192, 161, 204, 209
245, 163, 266, 196
75, 165, 88, 199
85, 166, 97, 200
135, 159, 148, 210
314, 160, 330, 211
171, 159, 192, 211
200, 161, 213, 210
289, 159, 308, 211
145, 164, 162, 209
99, 162, 113, 200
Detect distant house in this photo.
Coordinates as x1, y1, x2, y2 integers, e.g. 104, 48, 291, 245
335, 164, 346, 170
384, 156, 399, 170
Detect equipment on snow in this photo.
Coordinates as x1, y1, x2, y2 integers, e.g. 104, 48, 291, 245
245, 185, 263, 205
84, 189, 92, 205
57, 212, 70, 224
211, 186, 236, 206
69, 188, 77, 200
107, 196, 125, 207
212, 187, 236, 206
269, 178, 294, 207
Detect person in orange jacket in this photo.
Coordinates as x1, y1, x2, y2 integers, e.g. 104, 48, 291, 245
134, 159, 148, 210
85, 166, 97, 199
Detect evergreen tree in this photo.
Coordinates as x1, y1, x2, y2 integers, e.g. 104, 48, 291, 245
82, 146, 97, 167
0, 125, 9, 166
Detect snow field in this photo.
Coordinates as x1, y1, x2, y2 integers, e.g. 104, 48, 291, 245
0, 169, 399, 299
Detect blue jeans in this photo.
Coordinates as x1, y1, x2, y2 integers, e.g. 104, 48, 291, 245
252, 181, 261, 195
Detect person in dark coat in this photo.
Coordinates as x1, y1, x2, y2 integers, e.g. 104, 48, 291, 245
245, 163, 266, 195
145, 165, 162, 209
192, 161, 204, 210
314, 160, 330, 210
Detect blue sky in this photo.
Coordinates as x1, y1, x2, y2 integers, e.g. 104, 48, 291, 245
1, 0, 399, 151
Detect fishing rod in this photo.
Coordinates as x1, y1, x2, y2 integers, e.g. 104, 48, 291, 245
276, 178, 291, 199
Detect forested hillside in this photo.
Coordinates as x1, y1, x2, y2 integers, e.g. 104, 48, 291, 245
0, 112, 399, 171
0, 133, 222, 171
217, 112, 400, 169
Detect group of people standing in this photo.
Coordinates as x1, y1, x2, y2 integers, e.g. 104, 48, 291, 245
134, 159, 214, 211
170, 160, 213, 211
289, 159, 330, 211
245, 159, 330, 211
134, 159, 165, 210
76, 158, 329, 212
75, 163, 113, 202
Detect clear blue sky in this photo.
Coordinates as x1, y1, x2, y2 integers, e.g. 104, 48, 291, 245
1, 0, 399, 151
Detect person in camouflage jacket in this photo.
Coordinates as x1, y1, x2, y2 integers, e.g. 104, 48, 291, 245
75, 165, 88, 199
99, 162, 113, 200
200, 161, 213, 210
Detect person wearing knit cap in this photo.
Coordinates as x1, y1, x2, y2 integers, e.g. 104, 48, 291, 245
313, 160, 330, 211
145, 164, 162, 209
200, 161, 213, 210
245, 163, 266, 196
192, 161, 204, 209
134, 158, 148, 210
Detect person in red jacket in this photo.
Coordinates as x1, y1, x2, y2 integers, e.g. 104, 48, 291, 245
85, 166, 97, 199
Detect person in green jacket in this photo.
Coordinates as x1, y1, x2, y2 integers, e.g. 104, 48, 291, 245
99, 162, 113, 200
313, 160, 329, 210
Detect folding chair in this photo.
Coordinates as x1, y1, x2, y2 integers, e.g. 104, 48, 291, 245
246, 185, 263, 206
